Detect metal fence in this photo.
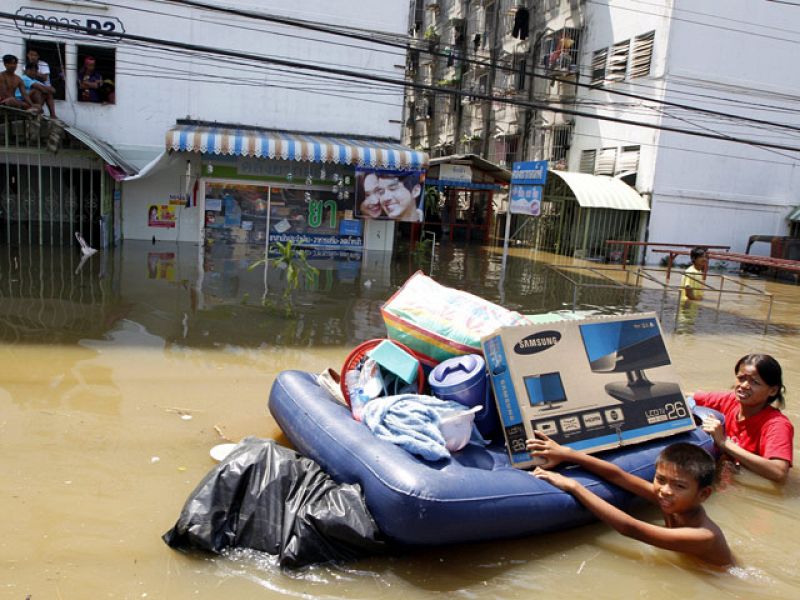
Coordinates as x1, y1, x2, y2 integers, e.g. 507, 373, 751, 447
1, 112, 110, 247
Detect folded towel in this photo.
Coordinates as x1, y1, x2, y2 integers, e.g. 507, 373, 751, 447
361, 394, 470, 461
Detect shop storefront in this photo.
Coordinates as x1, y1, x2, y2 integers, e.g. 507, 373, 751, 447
162, 122, 428, 251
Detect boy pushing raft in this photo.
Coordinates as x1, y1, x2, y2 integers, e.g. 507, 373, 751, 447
527, 432, 733, 567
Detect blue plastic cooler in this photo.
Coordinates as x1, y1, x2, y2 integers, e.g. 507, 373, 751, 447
428, 354, 500, 438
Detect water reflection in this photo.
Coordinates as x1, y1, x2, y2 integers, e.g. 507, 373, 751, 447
1, 241, 799, 599
0, 242, 791, 350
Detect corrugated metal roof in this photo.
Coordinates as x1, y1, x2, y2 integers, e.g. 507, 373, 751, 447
549, 170, 650, 211
62, 123, 139, 175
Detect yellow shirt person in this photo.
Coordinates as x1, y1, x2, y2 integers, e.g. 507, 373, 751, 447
680, 248, 708, 302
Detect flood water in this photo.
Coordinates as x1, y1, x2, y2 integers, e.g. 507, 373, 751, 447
1, 241, 798, 599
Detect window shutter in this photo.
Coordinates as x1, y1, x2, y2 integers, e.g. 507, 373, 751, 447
631, 31, 654, 79
591, 49, 607, 86
606, 40, 629, 82
579, 150, 596, 174
595, 147, 617, 175
616, 145, 640, 174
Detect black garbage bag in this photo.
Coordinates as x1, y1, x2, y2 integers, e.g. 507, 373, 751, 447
162, 437, 388, 569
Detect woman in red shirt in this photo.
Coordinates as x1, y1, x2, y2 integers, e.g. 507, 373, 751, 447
695, 354, 793, 483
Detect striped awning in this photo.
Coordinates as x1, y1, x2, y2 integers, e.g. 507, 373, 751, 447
166, 124, 427, 170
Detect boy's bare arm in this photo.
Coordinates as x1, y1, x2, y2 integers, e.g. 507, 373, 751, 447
526, 431, 655, 502
535, 469, 729, 565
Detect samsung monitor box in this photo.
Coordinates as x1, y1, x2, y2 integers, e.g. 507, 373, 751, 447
481, 312, 694, 469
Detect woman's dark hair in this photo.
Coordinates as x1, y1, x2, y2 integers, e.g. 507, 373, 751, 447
735, 353, 785, 407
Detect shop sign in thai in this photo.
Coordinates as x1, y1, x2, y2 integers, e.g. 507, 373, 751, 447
14, 7, 125, 40
438, 164, 472, 183
511, 160, 548, 186
271, 233, 363, 248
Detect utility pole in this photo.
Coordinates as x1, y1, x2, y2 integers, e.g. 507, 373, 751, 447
480, 1, 502, 158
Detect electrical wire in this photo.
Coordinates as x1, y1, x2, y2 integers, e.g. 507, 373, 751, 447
4, 10, 800, 154
155, 0, 800, 135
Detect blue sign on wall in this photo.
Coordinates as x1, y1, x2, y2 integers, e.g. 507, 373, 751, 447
511, 160, 548, 186
339, 219, 363, 236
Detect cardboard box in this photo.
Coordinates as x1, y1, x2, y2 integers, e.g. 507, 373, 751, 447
481, 312, 695, 469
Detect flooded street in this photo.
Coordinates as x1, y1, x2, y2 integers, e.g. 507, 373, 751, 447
1, 241, 798, 599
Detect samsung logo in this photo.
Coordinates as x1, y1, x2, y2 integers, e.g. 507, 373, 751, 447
514, 331, 561, 354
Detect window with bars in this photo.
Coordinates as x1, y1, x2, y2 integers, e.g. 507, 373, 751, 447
551, 125, 572, 162
579, 150, 596, 174
590, 49, 607, 87
606, 40, 629, 83
541, 27, 582, 74
504, 134, 520, 167
630, 31, 655, 79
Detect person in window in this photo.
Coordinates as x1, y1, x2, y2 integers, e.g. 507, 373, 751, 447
0, 54, 36, 112
78, 56, 103, 103
16, 62, 48, 114
99, 78, 115, 104
25, 49, 57, 117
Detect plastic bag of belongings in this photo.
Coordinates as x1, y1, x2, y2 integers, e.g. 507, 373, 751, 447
162, 437, 388, 569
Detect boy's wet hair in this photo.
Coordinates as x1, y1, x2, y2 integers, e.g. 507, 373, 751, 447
657, 443, 715, 488
690, 247, 707, 262
3, 54, 18, 65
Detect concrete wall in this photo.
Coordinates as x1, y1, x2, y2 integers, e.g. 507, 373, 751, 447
11, 0, 409, 156
566, 0, 800, 257
568, 1, 671, 196
121, 155, 202, 243
648, 0, 800, 254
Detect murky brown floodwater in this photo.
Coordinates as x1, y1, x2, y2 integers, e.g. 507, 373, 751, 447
1, 241, 798, 599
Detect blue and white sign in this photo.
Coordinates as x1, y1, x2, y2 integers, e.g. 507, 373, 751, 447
339, 219, 362, 236
509, 185, 543, 216
511, 161, 548, 186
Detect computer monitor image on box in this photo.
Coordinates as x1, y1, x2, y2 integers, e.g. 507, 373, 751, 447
578, 317, 682, 403
524, 372, 567, 410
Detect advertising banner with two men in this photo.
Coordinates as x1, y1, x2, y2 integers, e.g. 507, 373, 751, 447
354, 168, 425, 222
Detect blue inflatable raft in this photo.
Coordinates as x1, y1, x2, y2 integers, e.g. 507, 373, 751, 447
268, 370, 717, 546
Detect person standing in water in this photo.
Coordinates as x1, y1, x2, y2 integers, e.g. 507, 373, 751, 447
695, 353, 793, 483
681, 246, 708, 302
528, 434, 733, 567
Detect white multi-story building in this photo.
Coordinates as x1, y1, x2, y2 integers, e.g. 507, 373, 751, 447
1, 0, 422, 249
569, 0, 800, 260
405, 0, 800, 260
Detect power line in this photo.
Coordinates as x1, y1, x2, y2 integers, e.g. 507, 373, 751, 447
40, 0, 800, 132
4, 11, 800, 154
585, 0, 800, 46
157, 0, 800, 136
